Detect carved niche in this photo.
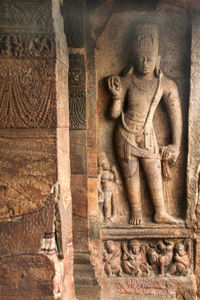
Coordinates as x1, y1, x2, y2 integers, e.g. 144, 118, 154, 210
106, 23, 184, 226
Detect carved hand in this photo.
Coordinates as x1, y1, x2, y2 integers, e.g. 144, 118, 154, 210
108, 75, 123, 98
161, 145, 180, 166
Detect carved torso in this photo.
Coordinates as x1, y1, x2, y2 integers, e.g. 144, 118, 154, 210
126, 74, 158, 120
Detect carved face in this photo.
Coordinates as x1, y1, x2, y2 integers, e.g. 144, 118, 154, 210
134, 51, 157, 76
175, 243, 185, 256
106, 241, 115, 253
130, 242, 140, 254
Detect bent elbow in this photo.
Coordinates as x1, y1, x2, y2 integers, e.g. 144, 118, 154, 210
111, 102, 122, 118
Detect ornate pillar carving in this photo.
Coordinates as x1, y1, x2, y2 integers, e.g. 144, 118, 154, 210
0, 0, 75, 299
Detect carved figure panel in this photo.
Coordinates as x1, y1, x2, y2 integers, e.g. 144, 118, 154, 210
103, 239, 192, 278
0, 59, 56, 128
106, 23, 183, 226
0, 34, 55, 58
69, 53, 87, 129
0, 1, 53, 33
103, 240, 123, 277
98, 151, 121, 223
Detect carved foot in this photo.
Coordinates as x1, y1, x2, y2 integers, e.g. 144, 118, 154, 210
104, 217, 111, 223
129, 210, 143, 225
129, 215, 143, 225
154, 212, 184, 225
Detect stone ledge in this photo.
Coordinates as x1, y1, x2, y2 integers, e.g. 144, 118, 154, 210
101, 225, 192, 240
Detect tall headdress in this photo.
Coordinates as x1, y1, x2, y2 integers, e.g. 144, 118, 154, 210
133, 23, 158, 55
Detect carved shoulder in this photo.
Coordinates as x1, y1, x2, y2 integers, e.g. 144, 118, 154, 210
162, 76, 179, 100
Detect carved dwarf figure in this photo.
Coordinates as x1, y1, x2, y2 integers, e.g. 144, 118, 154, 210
147, 239, 174, 276
168, 241, 191, 276
107, 23, 183, 225
122, 240, 150, 277
103, 240, 123, 277
98, 152, 120, 223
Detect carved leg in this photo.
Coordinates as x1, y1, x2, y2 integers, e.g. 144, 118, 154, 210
104, 263, 112, 276
118, 157, 143, 225
110, 189, 119, 221
141, 158, 183, 225
103, 190, 112, 222
122, 260, 133, 274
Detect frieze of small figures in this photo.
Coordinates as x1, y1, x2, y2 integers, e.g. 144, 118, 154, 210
103, 239, 192, 277
0, 34, 55, 58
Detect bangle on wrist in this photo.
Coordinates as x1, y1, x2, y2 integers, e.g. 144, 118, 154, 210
113, 97, 123, 101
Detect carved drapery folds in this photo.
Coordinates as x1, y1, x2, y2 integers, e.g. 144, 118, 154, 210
0, 58, 56, 128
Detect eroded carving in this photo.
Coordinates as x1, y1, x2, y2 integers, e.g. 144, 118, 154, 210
0, 59, 56, 128
103, 240, 123, 277
69, 53, 86, 129
147, 239, 174, 276
0, 34, 54, 58
107, 23, 183, 225
122, 240, 150, 277
0, 1, 52, 32
103, 239, 192, 277
98, 152, 120, 223
168, 241, 191, 276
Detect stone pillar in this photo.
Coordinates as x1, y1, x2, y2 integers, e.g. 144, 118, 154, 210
189, 14, 200, 298
0, 0, 75, 299
62, 0, 89, 253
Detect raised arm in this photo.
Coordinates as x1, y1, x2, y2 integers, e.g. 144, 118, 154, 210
107, 75, 125, 118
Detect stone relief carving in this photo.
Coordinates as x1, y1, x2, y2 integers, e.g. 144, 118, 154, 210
0, 59, 56, 128
147, 239, 174, 276
69, 53, 87, 129
168, 241, 191, 276
98, 152, 121, 223
107, 23, 183, 226
0, 35, 54, 58
122, 240, 150, 277
103, 239, 192, 278
103, 240, 123, 277
0, 1, 52, 32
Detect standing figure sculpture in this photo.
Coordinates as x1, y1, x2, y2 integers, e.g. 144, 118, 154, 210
107, 23, 183, 225
98, 151, 120, 223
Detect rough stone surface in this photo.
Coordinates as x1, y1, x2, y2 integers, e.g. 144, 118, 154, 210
0, 0, 75, 299
0, 254, 55, 300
